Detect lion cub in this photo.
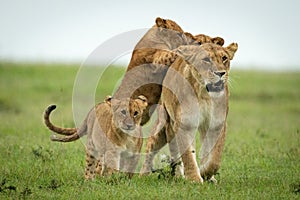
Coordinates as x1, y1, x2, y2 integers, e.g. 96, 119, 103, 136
43, 95, 147, 179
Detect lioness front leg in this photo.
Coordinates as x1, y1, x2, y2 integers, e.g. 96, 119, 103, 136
140, 126, 184, 177
140, 127, 167, 176
199, 124, 226, 180
168, 124, 203, 183
168, 136, 184, 177
140, 105, 168, 176
199, 94, 228, 181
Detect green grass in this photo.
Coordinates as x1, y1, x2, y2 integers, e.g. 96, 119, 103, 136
0, 62, 299, 199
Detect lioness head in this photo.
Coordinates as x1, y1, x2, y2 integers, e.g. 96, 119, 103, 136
176, 43, 238, 96
107, 96, 148, 134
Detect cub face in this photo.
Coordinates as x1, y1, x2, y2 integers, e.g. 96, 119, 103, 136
154, 17, 190, 49
108, 96, 148, 134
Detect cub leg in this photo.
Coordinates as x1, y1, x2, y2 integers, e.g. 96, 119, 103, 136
102, 147, 120, 176
84, 150, 98, 180
95, 154, 104, 176
120, 151, 141, 178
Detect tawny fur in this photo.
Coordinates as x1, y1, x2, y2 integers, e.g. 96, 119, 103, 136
114, 17, 226, 125
44, 96, 148, 179
140, 43, 238, 183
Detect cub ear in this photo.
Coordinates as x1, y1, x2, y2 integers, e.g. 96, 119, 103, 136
184, 32, 195, 40
184, 32, 196, 44
104, 95, 112, 105
155, 17, 167, 28
135, 95, 148, 111
225, 43, 238, 60
212, 37, 225, 46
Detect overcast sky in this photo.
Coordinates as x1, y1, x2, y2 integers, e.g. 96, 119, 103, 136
0, 0, 300, 70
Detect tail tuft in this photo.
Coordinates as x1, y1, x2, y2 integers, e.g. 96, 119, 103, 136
43, 104, 77, 135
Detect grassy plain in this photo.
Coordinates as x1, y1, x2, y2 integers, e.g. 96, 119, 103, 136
0, 62, 299, 199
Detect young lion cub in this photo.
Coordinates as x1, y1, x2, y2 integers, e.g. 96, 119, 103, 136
43, 95, 148, 179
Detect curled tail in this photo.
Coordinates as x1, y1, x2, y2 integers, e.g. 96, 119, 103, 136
50, 133, 80, 142
44, 104, 88, 143
43, 105, 77, 135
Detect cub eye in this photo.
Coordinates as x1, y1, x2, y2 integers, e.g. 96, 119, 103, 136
222, 56, 228, 63
203, 57, 211, 63
177, 32, 183, 37
121, 110, 126, 116
133, 111, 139, 117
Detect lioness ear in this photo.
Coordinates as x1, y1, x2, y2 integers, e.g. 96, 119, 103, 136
155, 17, 166, 28
225, 43, 238, 60
104, 95, 112, 105
212, 37, 225, 46
135, 95, 148, 111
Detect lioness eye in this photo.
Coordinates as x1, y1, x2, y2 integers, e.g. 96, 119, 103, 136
222, 56, 228, 63
133, 111, 139, 117
121, 110, 126, 115
177, 32, 183, 37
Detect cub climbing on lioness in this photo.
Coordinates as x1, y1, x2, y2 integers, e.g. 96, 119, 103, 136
114, 17, 225, 125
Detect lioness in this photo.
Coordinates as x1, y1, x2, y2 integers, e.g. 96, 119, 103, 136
140, 42, 238, 183
114, 17, 225, 125
44, 95, 148, 179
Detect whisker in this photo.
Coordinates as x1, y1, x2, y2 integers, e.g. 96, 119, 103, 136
227, 76, 237, 89
228, 72, 241, 90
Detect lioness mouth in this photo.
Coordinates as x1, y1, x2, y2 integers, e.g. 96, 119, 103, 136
206, 80, 224, 92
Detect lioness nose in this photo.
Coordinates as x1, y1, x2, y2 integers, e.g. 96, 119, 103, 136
214, 71, 225, 77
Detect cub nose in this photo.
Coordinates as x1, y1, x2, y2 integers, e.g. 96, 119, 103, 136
214, 71, 226, 77
127, 124, 133, 129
